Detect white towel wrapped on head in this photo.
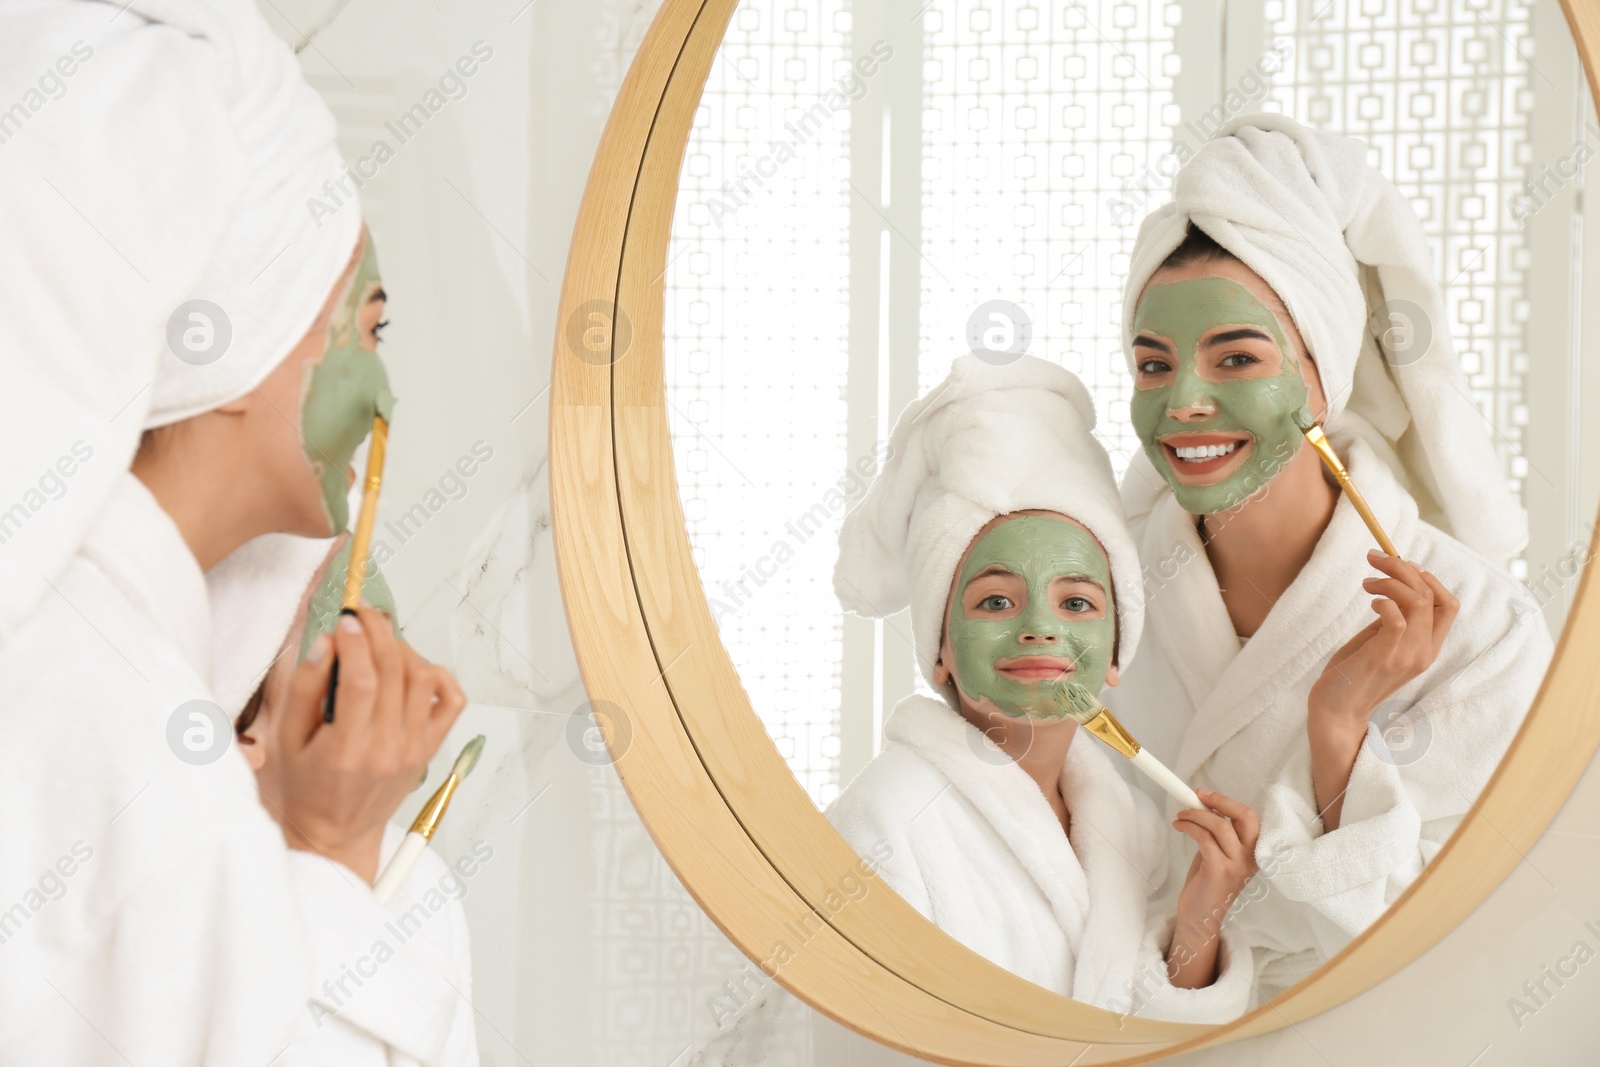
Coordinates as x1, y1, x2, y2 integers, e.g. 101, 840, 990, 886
0, 0, 359, 647
1119, 111, 1523, 569
834, 353, 1143, 688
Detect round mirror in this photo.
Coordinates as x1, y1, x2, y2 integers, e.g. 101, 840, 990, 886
552, 0, 1600, 1059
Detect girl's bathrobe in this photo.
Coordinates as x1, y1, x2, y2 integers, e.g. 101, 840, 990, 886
688, 690, 1255, 1065
828, 691, 1254, 1022
1105, 438, 1553, 1002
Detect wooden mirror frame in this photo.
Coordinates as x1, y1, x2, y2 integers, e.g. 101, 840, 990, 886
549, 1, 1600, 1061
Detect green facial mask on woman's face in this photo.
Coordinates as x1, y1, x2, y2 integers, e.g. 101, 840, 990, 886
945, 515, 1116, 720
1130, 277, 1308, 515
296, 541, 399, 662
300, 233, 396, 533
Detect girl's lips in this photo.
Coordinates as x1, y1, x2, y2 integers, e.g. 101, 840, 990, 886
996, 658, 1075, 683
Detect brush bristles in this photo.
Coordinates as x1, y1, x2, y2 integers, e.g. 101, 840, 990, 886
1290, 405, 1317, 432
450, 734, 487, 780
1051, 680, 1103, 725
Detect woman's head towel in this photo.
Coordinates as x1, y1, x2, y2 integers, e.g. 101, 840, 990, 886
0, 0, 360, 699
834, 354, 1142, 691
1120, 111, 1523, 568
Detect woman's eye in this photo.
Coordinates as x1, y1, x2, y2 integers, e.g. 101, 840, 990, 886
978, 595, 1012, 612
1218, 352, 1259, 369
373, 318, 391, 339
1136, 358, 1171, 375
1060, 596, 1092, 613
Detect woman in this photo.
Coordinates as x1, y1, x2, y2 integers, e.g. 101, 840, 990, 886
0, 2, 471, 1062
1104, 112, 1554, 1002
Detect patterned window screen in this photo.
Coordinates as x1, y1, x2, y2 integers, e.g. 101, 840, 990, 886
919, 0, 1182, 479
664, 1, 854, 806
1262, 0, 1536, 574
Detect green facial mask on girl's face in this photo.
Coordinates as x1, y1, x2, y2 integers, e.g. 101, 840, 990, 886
296, 540, 399, 662
945, 515, 1116, 720
300, 232, 396, 533
1129, 277, 1308, 515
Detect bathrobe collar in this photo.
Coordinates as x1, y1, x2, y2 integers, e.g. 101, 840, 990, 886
1139, 438, 1420, 779
79, 473, 214, 682
886, 692, 1154, 1009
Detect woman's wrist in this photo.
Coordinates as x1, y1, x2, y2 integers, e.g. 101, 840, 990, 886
279, 823, 384, 885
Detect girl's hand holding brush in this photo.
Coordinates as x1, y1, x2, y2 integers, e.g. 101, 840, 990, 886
256, 605, 467, 885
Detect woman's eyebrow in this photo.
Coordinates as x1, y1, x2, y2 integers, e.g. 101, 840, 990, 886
1132, 334, 1173, 353
367, 286, 388, 305
1203, 326, 1273, 346
1053, 574, 1106, 593
968, 564, 1017, 582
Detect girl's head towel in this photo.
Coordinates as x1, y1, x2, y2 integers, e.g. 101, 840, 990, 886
833, 354, 1142, 689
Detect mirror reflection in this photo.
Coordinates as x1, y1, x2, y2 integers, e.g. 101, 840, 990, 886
665, 0, 1594, 1024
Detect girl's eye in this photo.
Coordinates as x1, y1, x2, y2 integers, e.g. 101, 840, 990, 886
373, 319, 391, 339
1136, 357, 1171, 375
1218, 352, 1260, 369
1061, 596, 1092, 613
978, 595, 1013, 612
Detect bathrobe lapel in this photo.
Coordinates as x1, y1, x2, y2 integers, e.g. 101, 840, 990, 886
888, 696, 1152, 1008
1144, 442, 1421, 784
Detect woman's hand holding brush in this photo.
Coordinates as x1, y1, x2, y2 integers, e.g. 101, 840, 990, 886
255, 606, 467, 884
1306, 550, 1459, 829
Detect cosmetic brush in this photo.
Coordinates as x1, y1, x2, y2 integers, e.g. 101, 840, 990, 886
1290, 406, 1399, 557
373, 734, 486, 905
324, 414, 389, 723
1052, 681, 1204, 812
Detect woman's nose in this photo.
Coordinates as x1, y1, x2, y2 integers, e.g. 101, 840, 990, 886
1166, 360, 1217, 421
1018, 630, 1056, 644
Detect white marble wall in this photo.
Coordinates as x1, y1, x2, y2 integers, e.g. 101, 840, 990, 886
261, 1, 1600, 1063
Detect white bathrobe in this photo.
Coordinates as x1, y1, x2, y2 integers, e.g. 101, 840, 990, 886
829, 692, 1253, 1022
1104, 437, 1553, 1002
0, 474, 476, 1066
687, 693, 1253, 1066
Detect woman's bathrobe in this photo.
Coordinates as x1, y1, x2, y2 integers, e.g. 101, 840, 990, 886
0, 474, 476, 1066
1104, 438, 1554, 1002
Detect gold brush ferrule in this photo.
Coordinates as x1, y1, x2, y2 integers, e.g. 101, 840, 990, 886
407, 774, 461, 840
1300, 422, 1400, 558
342, 415, 389, 610
1081, 707, 1141, 759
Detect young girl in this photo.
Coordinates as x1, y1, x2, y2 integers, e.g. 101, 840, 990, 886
1109, 112, 1554, 1001
825, 353, 1257, 1020
689, 357, 1258, 1065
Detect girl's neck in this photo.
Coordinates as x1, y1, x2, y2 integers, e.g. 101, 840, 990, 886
1198, 444, 1339, 637
955, 695, 1077, 833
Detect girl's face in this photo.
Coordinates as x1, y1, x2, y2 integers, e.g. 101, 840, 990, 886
1129, 258, 1326, 515
935, 512, 1118, 721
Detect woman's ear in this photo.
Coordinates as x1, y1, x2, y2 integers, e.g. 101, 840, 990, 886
932, 656, 950, 686
1105, 663, 1121, 688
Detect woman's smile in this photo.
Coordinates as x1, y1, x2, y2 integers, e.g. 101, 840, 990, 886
1159, 431, 1253, 483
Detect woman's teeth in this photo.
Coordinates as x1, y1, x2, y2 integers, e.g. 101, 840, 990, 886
1173, 442, 1239, 463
